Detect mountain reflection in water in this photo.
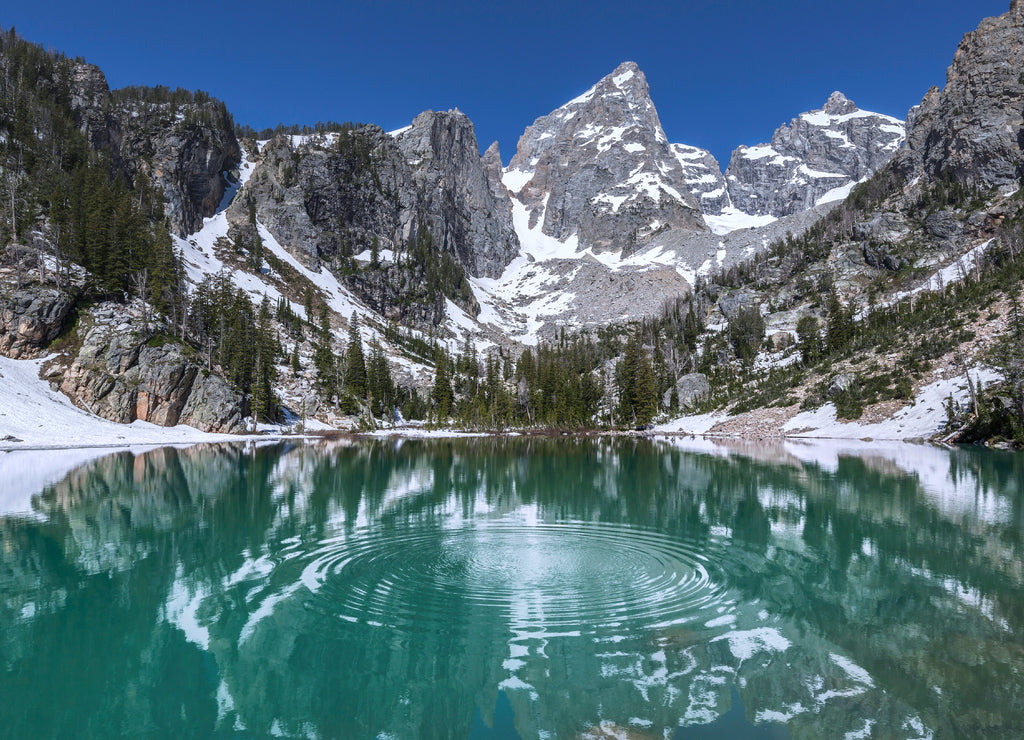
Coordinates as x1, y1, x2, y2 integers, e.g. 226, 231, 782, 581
0, 437, 1021, 739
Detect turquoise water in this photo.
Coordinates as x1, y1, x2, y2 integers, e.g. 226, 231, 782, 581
0, 438, 1021, 738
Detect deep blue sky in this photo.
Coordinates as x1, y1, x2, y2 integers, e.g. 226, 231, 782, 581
4, 0, 1011, 166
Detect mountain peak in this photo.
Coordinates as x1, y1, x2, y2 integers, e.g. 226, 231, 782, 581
600, 60, 648, 97
823, 91, 857, 115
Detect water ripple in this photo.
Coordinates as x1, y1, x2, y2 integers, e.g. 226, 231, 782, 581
298, 520, 731, 635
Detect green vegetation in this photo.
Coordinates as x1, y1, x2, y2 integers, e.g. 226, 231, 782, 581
0, 27, 186, 313
187, 273, 282, 421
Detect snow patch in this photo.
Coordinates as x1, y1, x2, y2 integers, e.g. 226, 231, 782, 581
703, 207, 777, 235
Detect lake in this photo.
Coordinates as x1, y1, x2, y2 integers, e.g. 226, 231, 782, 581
0, 437, 1021, 739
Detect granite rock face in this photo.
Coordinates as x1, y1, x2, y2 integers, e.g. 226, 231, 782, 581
67, 64, 241, 236
393, 110, 519, 279
670, 144, 733, 216
0, 282, 78, 359
113, 100, 241, 236
232, 116, 519, 324
506, 61, 706, 257
56, 304, 244, 433
897, 1, 1024, 190
724, 92, 906, 218
663, 373, 711, 410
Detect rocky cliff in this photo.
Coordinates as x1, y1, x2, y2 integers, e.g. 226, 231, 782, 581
897, 1, 1024, 190
233, 128, 412, 272
724, 92, 905, 218
55, 302, 245, 433
506, 61, 706, 257
393, 110, 519, 279
229, 113, 519, 324
0, 280, 78, 359
670, 144, 733, 216
67, 64, 241, 236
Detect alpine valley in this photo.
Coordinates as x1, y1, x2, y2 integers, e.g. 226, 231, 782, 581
2, 2, 1024, 445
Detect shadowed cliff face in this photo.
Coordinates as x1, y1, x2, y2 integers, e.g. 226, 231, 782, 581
68, 62, 241, 237
1, 439, 1022, 739
899, 2, 1024, 190
394, 110, 520, 280
231, 114, 519, 324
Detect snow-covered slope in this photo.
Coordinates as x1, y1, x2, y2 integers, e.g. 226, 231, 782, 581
0, 355, 249, 450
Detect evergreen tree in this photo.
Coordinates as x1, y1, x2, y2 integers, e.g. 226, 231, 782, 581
728, 306, 765, 364
633, 348, 658, 425
313, 303, 337, 401
825, 290, 855, 355
431, 348, 454, 419
615, 332, 659, 426
252, 296, 278, 422
367, 337, 394, 416
344, 313, 367, 400
796, 315, 821, 365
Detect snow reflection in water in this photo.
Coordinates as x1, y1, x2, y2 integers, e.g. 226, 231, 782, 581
0, 437, 1021, 739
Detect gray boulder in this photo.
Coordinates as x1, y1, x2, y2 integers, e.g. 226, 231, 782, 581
664, 373, 711, 410
828, 373, 857, 398
0, 283, 78, 359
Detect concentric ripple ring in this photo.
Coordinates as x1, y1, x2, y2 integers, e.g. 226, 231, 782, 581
298, 520, 730, 635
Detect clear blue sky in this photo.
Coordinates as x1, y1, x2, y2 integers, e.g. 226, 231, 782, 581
4, 0, 1011, 166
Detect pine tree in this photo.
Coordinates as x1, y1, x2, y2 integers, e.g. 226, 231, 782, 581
367, 337, 394, 416
431, 348, 454, 419
796, 315, 821, 365
633, 348, 658, 425
313, 303, 337, 401
344, 313, 367, 400
616, 333, 658, 425
252, 296, 278, 422
825, 290, 855, 355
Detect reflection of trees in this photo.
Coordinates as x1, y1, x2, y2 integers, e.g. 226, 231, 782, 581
0, 439, 1022, 737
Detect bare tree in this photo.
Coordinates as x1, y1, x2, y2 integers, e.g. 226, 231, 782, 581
130, 268, 150, 324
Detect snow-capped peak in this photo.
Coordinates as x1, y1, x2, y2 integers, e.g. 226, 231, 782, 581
505, 61, 704, 256
725, 92, 907, 218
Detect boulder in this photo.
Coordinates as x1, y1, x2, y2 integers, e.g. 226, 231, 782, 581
664, 373, 711, 410
0, 283, 78, 359
828, 373, 857, 398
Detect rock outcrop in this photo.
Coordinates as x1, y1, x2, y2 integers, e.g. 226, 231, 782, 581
113, 97, 241, 236
671, 144, 733, 216
66, 64, 241, 236
232, 116, 519, 325
393, 111, 519, 279
0, 281, 78, 359
506, 61, 706, 257
663, 373, 711, 410
56, 303, 245, 433
724, 92, 905, 218
898, 1, 1024, 190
